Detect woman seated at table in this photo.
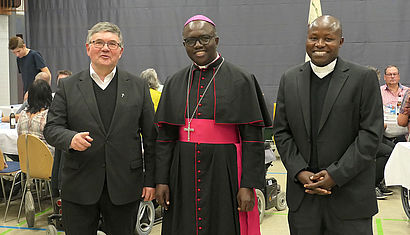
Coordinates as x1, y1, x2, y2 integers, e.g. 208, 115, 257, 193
17, 79, 54, 155
398, 89, 410, 141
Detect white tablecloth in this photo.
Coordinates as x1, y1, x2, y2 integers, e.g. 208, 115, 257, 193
0, 123, 18, 155
385, 142, 410, 189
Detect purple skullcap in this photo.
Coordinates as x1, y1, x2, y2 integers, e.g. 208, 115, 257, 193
184, 15, 215, 27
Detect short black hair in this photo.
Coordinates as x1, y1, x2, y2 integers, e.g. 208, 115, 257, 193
27, 79, 52, 114
384, 65, 399, 75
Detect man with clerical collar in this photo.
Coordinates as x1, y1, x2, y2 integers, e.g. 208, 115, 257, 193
274, 15, 383, 234
155, 15, 271, 235
44, 22, 156, 235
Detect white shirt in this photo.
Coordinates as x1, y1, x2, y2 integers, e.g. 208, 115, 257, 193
310, 59, 337, 79
89, 64, 117, 90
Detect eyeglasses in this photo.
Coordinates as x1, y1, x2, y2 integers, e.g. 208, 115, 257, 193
385, 73, 399, 77
91, 40, 121, 50
183, 35, 215, 47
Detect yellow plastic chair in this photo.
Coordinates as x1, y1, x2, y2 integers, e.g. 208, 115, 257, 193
17, 134, 54, 227
0, 148, 21, 222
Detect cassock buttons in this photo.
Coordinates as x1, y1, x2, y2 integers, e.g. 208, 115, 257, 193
198, 217, 202, 221
199, 95, 203, 98
198, 207, 201, 211
198, 104, 202, 107
198, 179, 201, 182
198, 170, 201, 173
200, 85, 204, 88
201, 77, 205, 80
198, 113, 202, 116
199, 227, 203, 230
198, 160, 201, 163
197, 150, 201, 153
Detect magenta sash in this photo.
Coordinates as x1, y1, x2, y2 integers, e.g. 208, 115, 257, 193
179, 118, 261, 235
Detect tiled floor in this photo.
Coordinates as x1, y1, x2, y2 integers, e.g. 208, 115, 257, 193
1, 159, 409, 234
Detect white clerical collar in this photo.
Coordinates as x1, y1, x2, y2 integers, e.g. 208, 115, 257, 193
310, 59, 337, 79
196, 53, 221, 69
89, 64, 116, 90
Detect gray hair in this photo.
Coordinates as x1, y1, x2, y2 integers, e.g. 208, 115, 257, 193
86, 22, 123, 47
140, 68, 160, 90
35, 72, 51, 85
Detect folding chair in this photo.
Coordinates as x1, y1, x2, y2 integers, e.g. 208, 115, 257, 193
17, 134, 54, 227
0, 148, 21, 222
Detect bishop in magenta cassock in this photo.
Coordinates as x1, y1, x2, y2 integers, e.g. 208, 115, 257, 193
155, 15, 272, 235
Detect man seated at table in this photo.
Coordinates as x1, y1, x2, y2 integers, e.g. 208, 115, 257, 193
1, 71, 52, 124
380, 65, 408, 143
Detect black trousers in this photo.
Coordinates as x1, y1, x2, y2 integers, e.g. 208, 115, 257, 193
288, 194, 372, 235
375, 136, 395, 185
62, 183, 138, 235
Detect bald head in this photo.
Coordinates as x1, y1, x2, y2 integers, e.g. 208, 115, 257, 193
306, 15, 344, 66
35, 72, 51, 85
309, 15, 342, 37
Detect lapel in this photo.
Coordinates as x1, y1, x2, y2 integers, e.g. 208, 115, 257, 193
77, 70, 106, 135
107, 69, 130, 134
297, 62, 312, 138
317, 58, 350, 134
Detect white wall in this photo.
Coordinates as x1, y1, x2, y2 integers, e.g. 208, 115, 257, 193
0, 15, 10, 105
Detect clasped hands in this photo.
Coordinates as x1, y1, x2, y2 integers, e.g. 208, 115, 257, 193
297, 170, 336, 195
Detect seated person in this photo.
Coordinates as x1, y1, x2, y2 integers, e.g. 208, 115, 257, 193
380, 65, 408, 143
398, 89, 410, 141
140, 68, 162, 111
17, 79, 55, 156
56, 69, 72, 84
17, 71, 52, 115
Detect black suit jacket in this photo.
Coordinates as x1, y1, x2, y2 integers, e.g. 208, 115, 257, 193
44, 68, 156, 205
273, 58, 383, 219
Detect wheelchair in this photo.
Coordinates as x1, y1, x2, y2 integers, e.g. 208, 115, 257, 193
401, 187, 410, 219
256, 128, 287, 223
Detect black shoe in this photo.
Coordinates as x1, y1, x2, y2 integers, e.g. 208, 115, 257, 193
376, 187, 387, 200
378, 182, 393, 196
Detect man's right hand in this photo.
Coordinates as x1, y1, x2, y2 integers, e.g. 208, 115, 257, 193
70, 132, 93, 151
155, 184, 170, 210
297, 170, 331, 195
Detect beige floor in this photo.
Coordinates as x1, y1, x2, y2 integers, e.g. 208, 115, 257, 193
1, 160, 409, 234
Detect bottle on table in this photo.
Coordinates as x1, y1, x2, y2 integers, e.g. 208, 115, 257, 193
10, 106, 16, 129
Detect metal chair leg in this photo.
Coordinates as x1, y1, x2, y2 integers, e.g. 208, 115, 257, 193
34, 179, 42, 211
3, 174, 19, 222
47, 181, 54, 208
17, 180, 28, 223
0, 177, 6, 204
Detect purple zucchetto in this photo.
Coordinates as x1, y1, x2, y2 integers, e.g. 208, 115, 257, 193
184, 15, 215, 27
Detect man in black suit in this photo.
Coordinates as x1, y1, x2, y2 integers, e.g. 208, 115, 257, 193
273, 15, 383, 234
44, 22, 156, 235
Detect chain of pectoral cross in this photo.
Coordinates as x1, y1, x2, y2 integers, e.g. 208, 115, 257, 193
184, 58, 225, 141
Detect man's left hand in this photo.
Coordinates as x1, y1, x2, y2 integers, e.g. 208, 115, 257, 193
141, 187, 156, 201
237, 188, 255, 212
303, 170, 336, 195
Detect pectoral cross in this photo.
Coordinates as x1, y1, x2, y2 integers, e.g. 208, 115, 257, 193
184, 122, 195, 141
